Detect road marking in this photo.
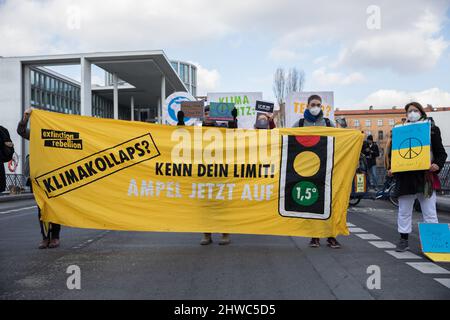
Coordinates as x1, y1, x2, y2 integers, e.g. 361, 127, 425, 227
406, 262, 450, 274
348, 227, 368, 233
355, 233, 381, 240
346, 223, 356, 227
385, 250, 422, 260
71, 230, 111, 250
368, 241, 396, 249
0, 206, 37, 215
434, 278, 450, 289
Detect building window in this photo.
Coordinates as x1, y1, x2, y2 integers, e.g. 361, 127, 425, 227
389, 119, 395, 126
354, 120, 360, 127
378, 130, 384, 141
377, 119, 383, 126
365, 120, 371, 127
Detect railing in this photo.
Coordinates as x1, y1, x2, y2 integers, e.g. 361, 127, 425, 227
5, 174, 27, 193
438, 162, 450, 192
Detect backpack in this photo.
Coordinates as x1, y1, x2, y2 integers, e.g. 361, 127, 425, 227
299, 118, 332, 127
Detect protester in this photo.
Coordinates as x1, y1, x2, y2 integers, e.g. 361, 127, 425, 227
201, 106, 238, 245
297, 94, 341, 249
17, 108, 62, 249
176, 107, 237, 245
363, 135, 380, 190
386, 102, 447, 252
254, 113, 276, 130
0, 126, 15, 194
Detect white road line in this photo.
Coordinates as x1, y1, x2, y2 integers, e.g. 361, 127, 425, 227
0, 206, 37, 215
346, 223, 356, 227
349, 227, 368, 233
407, 262, 450, 274
355, 233, 381, 240
434, 278, 450, 289
368, 241, 396, 249
385, 250, 422, 260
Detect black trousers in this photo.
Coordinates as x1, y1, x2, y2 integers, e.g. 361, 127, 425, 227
38, 208, 60, 240
30, 181, 61, 240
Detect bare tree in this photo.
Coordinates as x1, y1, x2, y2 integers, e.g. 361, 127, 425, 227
286, 68, 305, 95
273, 67, 305, 106
273, 68, 286, 108
273, 67, 305, 128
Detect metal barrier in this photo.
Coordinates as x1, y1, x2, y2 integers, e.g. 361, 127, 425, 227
5, 174, 27, 192
438, 162, 450, 192
363, 163, 450, 191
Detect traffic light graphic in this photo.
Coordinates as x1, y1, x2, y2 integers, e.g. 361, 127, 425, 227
279, 135, 335, 220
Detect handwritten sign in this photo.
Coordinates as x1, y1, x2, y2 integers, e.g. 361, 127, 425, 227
181, 101, 204, 118
419, 223, 450, 253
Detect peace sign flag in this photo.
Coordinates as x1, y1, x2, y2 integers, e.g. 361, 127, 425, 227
391, 121, 431, 173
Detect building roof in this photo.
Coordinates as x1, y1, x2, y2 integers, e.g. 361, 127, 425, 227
2, 50, 188, 107
336, 106, 450, 116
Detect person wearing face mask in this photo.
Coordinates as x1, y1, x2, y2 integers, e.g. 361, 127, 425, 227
297, 95, 340, 249
296, 95, 334, 128
386, 102, 447, 252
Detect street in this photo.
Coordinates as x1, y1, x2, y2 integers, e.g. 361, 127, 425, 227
0, 198, 449, 300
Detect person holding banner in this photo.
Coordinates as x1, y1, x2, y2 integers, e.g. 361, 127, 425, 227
386, 102, 447, 252
177, 108, 237, 246
201, 107, 238, 245
297, 95, 341, 249
17, 108, 62, 249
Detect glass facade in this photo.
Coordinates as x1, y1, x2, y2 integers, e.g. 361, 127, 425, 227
30, 67, 116, 119
30, 68, 81, 114
170, 61, 197, 97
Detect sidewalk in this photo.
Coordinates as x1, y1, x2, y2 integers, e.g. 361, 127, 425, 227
0, 193, 34, 203
437, 195, 450, 213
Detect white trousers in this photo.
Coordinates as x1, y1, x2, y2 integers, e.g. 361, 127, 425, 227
397, 191, 438, 234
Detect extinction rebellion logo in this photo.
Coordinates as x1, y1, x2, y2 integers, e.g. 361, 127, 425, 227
42, 129, 83, 150
36, 133, 160, 199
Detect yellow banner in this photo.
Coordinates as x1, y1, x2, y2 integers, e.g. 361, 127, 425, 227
30, 110, 363, 237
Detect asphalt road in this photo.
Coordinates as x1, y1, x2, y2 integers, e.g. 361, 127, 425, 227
0, 198, 449, 300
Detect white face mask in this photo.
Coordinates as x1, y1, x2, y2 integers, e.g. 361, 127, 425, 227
407, 111, 421, 122
310, 106, 321, 116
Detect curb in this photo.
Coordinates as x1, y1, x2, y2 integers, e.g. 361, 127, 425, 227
0, 193, 35, 203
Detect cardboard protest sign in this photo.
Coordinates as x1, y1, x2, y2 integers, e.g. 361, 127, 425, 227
207, 92, 263, 129
181, 101, 204, 119
419, 223, 450, 262
391, 121, 431, 173
255, 101, 275, 114
208, 102, 235, 121
285, 92, 334, 127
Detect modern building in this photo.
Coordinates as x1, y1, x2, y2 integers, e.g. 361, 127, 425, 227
0, 50, 192, 176
169, 60, 197, 97
105, 60, 197, 97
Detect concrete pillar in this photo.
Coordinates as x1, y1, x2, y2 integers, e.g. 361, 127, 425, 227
159, 76, 166, 124
131, 96, 135, 121
80, 57, 92, 116
113, 73, 119, 120
22, 65, 31, 176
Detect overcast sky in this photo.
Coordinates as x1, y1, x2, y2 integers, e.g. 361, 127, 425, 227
1, 0, 449, 109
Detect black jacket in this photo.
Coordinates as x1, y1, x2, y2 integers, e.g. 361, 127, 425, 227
0, 126, 14, 192
363, 141, 379, 168
393, 123, 447, 196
